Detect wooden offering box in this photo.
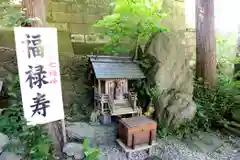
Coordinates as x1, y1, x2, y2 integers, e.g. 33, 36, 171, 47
117, 116, 157, 149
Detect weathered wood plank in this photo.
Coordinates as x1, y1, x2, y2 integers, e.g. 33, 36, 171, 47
111, 107, 137, 116
0, 80, 3, 94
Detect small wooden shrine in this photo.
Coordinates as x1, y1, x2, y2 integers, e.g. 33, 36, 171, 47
87, 55, 145, 116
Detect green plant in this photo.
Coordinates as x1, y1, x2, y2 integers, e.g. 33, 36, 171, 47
83, 139, 100, 160
93, 0, 168, 55
170, 74, 239, 138
216, 33, 237, 75
0, 75, 53, 160
157, 120, 170, 138
1, 3, 37, 27
3, 11, 25, 27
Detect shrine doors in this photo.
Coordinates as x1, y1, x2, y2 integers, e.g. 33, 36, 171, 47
105, 79, 128, 100
106, 80, 115, 100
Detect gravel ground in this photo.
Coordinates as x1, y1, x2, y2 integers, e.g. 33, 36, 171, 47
99, 135, 240, 160
66, 122, 240, 160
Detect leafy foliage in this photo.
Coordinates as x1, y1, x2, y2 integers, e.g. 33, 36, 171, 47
133, 49, 162, 104
170, 75, 239, 138
156, 76, 239, 139
1, 2, 39, 27
0, 75, 54, 160
93, 0, 168, 54
3, 11, 25, 27
61, 56, 93, 121
83, 139, 100, 160
216, 33, 237, 74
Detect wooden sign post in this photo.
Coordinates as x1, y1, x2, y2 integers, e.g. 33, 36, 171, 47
14, 27, 66, 157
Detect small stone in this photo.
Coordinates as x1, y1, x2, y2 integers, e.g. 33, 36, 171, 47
184, 132, 224, 153
0, 152, 23, 160
66, 122, 95, 141
99, 154, 108, 160
145, 155, 162, 160
6, 138, 25, 154
0, 132, 10, 154
63, 142, 84, 160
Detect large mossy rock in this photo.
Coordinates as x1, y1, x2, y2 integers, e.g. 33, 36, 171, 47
145, 31, 196, 128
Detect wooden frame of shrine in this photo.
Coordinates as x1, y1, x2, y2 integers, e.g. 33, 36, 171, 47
87, 55, 145, 116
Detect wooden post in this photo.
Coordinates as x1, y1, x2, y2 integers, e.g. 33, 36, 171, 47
61, 119, 67, 144
98, 79, 101, 93
149, 130, 153, 145
22, 0, 66, 158
105, 80, 108, 94
125, 79, 128, 94
101, 102, 103, 114
132, 134, 135, 150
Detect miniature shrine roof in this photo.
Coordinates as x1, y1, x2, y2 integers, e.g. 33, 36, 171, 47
88, 55, 145, 79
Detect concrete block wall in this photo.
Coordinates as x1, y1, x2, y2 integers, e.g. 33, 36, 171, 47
0, 0, 189, 35
47, 0, 113, 34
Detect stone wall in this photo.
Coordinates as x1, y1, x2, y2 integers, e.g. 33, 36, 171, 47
0, 0, 190, 38
47, 0, 113, 34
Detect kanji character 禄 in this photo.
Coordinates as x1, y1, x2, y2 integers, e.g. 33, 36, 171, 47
25, 65, 49, 89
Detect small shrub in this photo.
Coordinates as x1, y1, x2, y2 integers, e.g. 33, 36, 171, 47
83, 139, 100, 160
171, 74, 239, 138
0, 75, 53, 160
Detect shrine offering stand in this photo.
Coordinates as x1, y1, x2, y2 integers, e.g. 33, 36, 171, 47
116, 116, 158, 159
116, 139, 158, 159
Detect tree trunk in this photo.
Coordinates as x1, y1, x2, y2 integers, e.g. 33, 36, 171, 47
195, 0, 217, 87
22, 0, 64, 159
22, 0, 48, 27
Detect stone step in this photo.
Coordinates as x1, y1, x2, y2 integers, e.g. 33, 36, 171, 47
183, 131, 224, 154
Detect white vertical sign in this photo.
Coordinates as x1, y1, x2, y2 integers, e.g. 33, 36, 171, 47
14, 27, 64, 125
